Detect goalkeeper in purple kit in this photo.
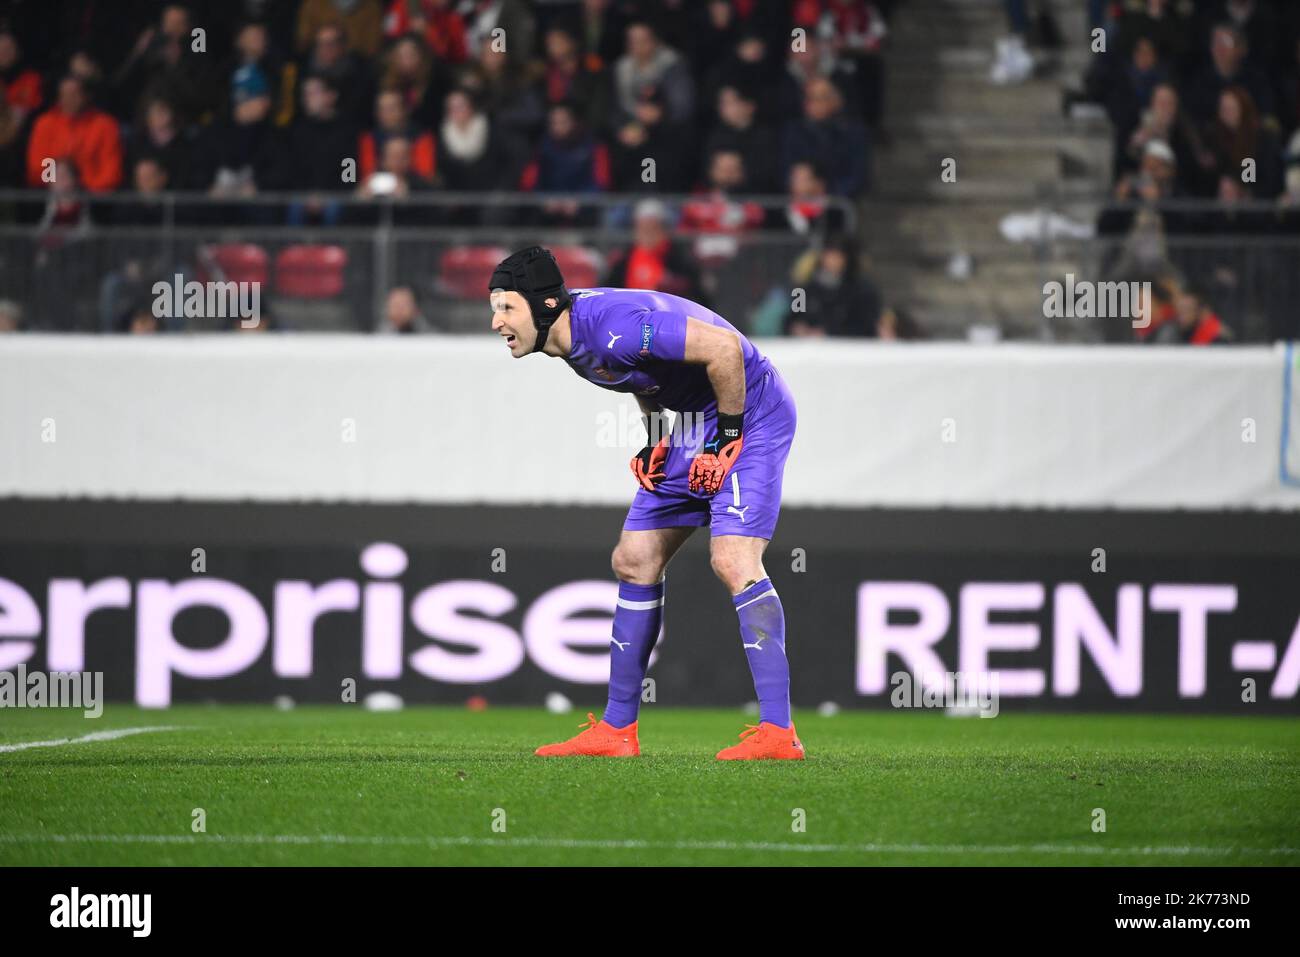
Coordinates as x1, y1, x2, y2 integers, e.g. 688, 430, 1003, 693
489, 246, 804, 760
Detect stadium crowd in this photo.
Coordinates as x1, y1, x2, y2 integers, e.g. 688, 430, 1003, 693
1089, 0, 1300, 342
0, 1, 1297, 342
0, 0, 910, 337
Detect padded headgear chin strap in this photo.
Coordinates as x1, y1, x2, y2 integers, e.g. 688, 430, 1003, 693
489, 246, 571, 354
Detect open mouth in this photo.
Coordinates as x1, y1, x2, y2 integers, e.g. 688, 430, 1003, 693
504, 334, 517, 347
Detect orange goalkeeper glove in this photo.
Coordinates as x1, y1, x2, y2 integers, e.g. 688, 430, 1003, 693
630, 413, 671, 492
688, 412, 743, 496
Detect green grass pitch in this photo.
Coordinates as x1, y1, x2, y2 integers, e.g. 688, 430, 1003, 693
1, 705, 1297, 866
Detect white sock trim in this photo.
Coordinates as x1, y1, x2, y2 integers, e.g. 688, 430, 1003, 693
617, 596, 665, 610
734, 588, 777, 611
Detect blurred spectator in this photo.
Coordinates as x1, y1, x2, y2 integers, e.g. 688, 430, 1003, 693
380, 285, 433, 332
118, 304, 161, 335
681, 150, 765, 232
379, 34, 445, 130
129, 156, 167, 202
1104, 36, 1170, 178
610, 83, 688, 191
282, 75, 356, 191
307, 22, 376, 127
127, 96, 197, 190
65, 49, 106, 98
225, 22, 294, 127
1098, 139, 1186, 280
1281, 129, 1300, 206
26, 75, 123, 192
281, 75, 356, 225
876, 305, 926, 341
359, 89, 436, 181
784, 233, 881, 337
1185, 22, 1275, 126
1111, 0, 1195, 76
575, 0, 626, 70
112, 4, 217, 125
437, 88, 514, 191
205, 60, 277, 197
1151, 283, 1231, 344
1122, 82, 1213, 194
775, 160, 847, 235
686, 1, 741, 82
519, 101, 610, 224
0, 29, 42, 131
1217, 0, 1284, 76
541, 26, 610, 134
297, 0, 384, 59
777, 33, 855, 121
705, 30, 779, 126
0, 96, 19, 186
613, 22, 695, 128
704, 85, 779, 194
134, 156, 167, 193
0, 299, 23, 333
606, 199, 704, 299
33, 161, 92, 330
383, 1, 469, 64
358, 135, 433, 198
1204, 86, 1282, 197
1279, 35, 1300, 137
796, 0, 888, 129
457, 34, 545, 145
461, 0, 536, 74
781, 76, 870, 197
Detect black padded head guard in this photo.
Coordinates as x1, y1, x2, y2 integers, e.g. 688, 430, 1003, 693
489, 246, 572, 354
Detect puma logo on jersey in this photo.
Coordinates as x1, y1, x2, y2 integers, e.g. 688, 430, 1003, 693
726, 505, 748, 522
607, 332, 622, 348
610, 637, 630, 651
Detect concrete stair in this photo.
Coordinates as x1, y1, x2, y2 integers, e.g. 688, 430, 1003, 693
864, 0, 1113, 339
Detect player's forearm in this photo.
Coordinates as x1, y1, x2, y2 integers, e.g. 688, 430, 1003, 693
682, 317, 746, 415
704, 337, 745, 415
635, 395, 668, 445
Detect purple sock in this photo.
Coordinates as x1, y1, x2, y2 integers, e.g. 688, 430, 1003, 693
733, 577, 791, 727
602, 580, 664, 729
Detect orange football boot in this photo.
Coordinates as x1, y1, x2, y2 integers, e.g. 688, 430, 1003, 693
534, 712, 640, 757
715, 722, 806, 760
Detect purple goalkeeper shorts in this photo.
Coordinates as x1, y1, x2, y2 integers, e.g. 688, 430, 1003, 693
623, 366, 797, 540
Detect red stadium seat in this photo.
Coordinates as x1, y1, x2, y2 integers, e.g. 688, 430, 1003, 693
437, 245, 510, 300
197, 243, 269, 286
275, 245, 347, 299
549, 245, 604, 289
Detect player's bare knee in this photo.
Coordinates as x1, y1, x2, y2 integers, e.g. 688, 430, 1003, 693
709, 552, 744, 592
611, 545, 662, 585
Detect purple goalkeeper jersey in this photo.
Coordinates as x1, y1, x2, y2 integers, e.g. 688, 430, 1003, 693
564, 287, 773, 414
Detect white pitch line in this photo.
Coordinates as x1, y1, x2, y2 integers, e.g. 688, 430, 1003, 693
0, 726, 181, 754
0, 833, 1295, 857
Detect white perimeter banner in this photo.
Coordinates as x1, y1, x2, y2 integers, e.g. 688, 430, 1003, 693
2, 335, 1299, 510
